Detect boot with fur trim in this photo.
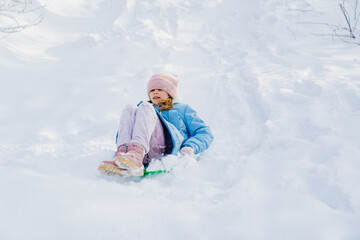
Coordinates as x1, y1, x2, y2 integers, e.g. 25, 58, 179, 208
114, 143, 145, 176
113, 144, 128, 158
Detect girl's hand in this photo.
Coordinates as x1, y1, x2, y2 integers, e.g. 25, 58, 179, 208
180, 146, 194, 157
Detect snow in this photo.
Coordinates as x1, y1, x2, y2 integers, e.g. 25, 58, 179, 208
1, 0, 360, 239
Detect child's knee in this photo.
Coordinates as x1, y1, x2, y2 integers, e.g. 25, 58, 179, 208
137, 102, 157, 118
138, 102, 154, 112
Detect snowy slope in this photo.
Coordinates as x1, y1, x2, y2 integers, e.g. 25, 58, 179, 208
1, 0, 360, 239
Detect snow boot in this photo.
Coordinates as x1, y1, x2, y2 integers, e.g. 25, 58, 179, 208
98, 160, 130, 177
113, 144, 128, 158
114, 143, 145, 176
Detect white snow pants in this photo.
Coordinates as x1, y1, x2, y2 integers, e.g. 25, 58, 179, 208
116, 102, 166, 163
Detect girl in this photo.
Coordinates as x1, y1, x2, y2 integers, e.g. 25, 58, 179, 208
99, 73, 213, 177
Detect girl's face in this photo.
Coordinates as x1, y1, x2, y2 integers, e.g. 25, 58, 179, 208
149, 89, 169, 105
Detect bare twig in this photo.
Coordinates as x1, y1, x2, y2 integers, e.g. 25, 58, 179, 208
297, 0, 360, 44
339, 2, 356, 38
0, 0, 45, 34
355, 0, 358, 21
354, 0, 360, 29
297, 21, 343, 28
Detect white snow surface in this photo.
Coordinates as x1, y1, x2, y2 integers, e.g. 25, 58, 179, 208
1, 0, 360, 239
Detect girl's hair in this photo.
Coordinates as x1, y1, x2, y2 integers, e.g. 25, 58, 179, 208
159, 97, 174, 111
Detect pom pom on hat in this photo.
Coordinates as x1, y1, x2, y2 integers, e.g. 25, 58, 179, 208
147, 73, 179, 99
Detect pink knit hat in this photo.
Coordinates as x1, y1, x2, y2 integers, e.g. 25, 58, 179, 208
147, 73, 179, 99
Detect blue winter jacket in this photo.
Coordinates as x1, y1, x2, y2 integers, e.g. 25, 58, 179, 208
154, 101, 213, 155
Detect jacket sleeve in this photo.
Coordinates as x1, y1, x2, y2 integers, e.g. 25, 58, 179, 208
182, 105, 214, 154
